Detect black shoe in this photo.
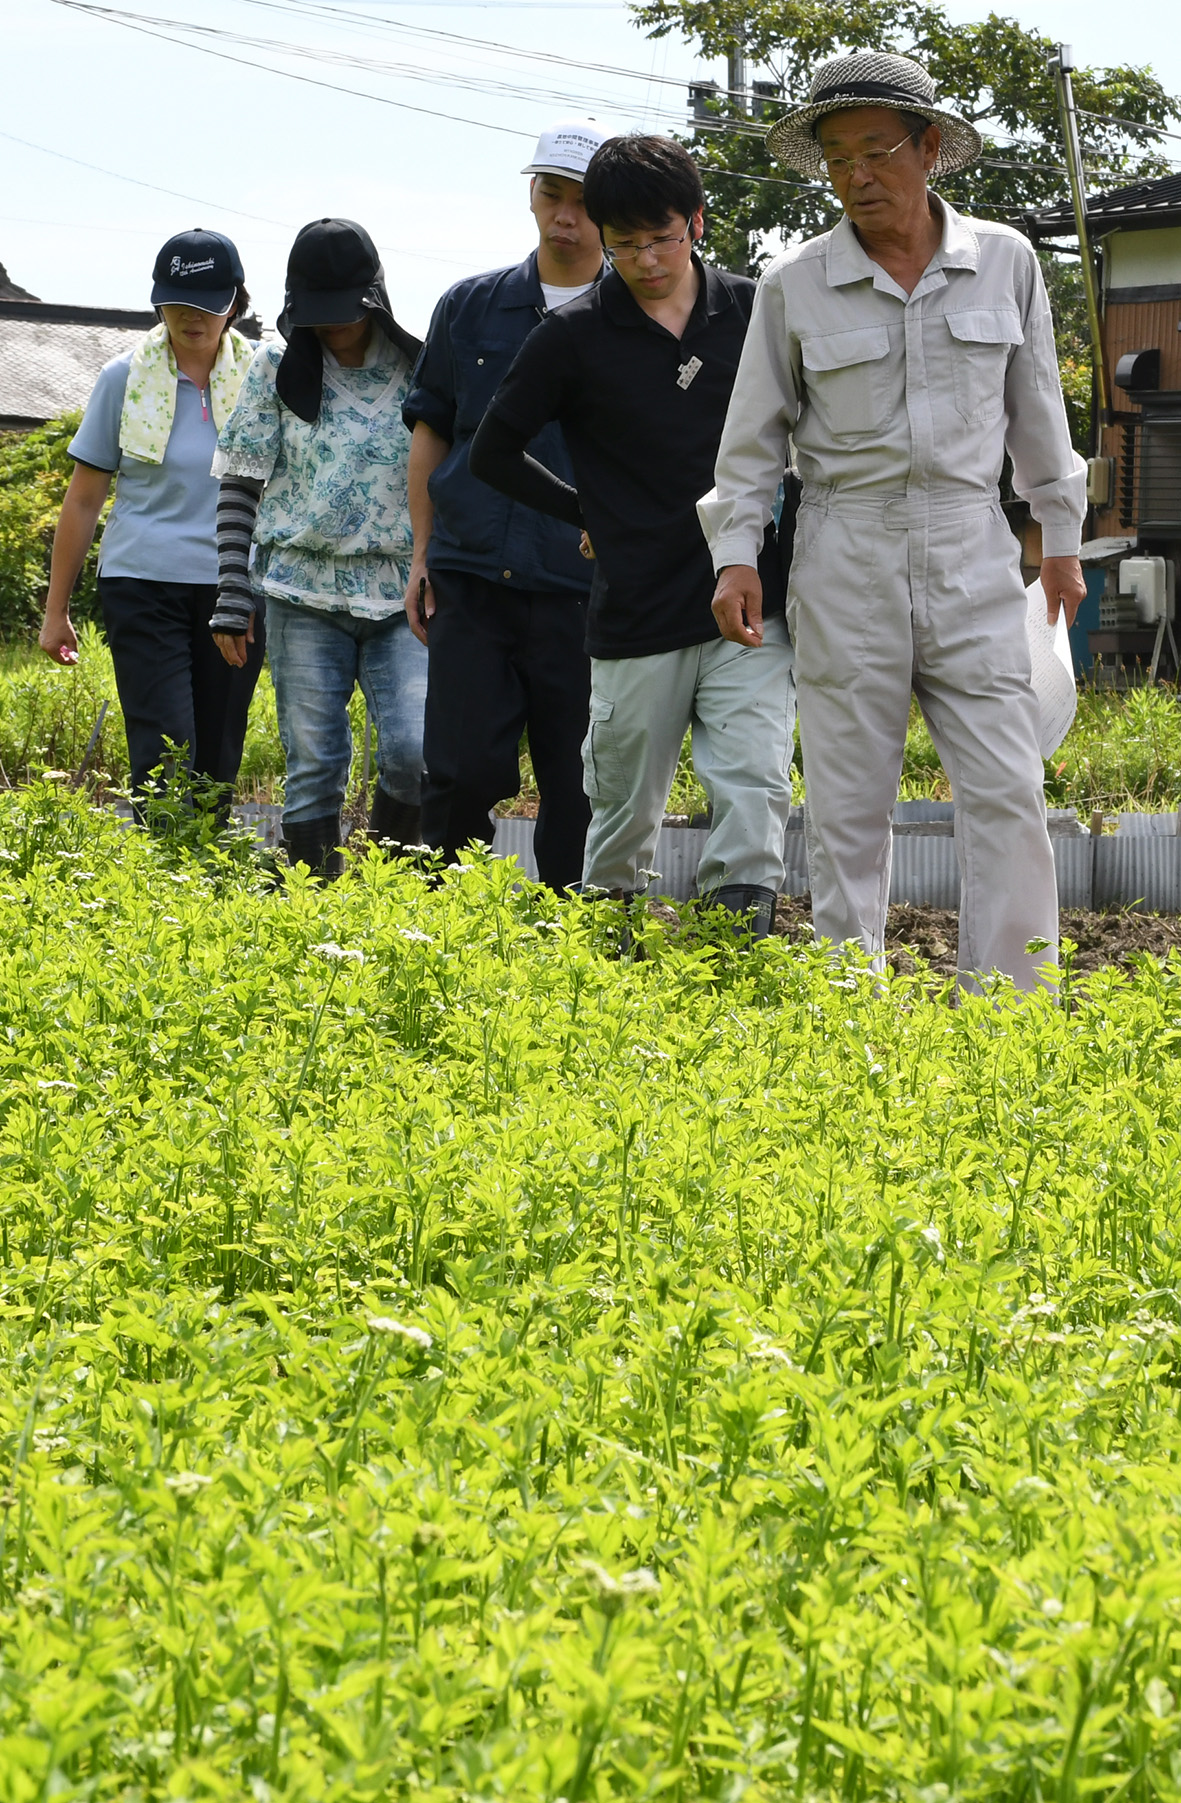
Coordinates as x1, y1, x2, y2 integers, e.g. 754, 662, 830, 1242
708, 884, 777, 942
367, 786, 422, 852
282, 813, 345, 880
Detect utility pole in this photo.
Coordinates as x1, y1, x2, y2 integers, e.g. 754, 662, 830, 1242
726, 28, 751, 274
1049, 43, 1109, 423
727, 42, 747, 113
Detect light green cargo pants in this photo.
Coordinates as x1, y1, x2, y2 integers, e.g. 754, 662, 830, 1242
580, 615, 796, 896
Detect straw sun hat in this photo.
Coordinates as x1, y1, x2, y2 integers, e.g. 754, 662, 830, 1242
766, 51, 983, 180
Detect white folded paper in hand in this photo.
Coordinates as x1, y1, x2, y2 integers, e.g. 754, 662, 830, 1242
1026, 578, 1077, 759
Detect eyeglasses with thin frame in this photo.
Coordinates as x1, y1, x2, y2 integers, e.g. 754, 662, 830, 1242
602, 220, 694, 265
822, 134, 915, 182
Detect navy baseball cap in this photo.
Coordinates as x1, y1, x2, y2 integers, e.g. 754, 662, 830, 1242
282, 218, 382, 327
151, 228, 244, 314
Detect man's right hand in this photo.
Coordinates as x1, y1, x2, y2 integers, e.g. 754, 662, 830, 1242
711, 565, 764, 647
39, 611, 79, 665
406, 563, 435, 646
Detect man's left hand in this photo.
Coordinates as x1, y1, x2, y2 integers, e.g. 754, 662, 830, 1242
1041, 556, 1086, 629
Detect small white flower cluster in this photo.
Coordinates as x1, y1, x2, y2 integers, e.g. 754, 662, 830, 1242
366, 1315, 433, 1351
311, 941, 366, 964
398, 927, 433, 945
579, 1559, 661, 1615
166, 1471, 212, 1497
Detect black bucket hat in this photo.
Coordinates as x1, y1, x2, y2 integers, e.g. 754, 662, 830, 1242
275, 218, 421, 422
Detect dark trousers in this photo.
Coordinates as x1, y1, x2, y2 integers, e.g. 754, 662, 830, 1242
421, 568, 591, 891
98, 576, 266, 798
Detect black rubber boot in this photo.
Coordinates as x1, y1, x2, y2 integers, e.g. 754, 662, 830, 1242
709, 884, 777, 942
282, 813, 345, 880
367, 785, 422, 852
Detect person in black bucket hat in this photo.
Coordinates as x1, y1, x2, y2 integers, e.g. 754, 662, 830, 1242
210, 219, 426, 877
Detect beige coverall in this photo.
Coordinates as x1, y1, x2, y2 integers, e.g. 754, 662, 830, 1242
699, 198, 1086, 990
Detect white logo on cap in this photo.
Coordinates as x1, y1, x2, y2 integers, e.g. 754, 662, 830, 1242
168, 256, 217, 279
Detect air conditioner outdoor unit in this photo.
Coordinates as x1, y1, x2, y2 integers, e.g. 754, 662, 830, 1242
1118, 556, 1178, 681
1119, 556, 1173, 624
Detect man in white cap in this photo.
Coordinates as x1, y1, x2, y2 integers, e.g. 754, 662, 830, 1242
403, 119, 609, 889
700, 52, 1087, 990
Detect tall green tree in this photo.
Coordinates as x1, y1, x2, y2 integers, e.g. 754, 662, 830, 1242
630, 0, 1179, 274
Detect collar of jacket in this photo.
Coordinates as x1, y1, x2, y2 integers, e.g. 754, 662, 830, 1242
824, 195, 980, 288
598, 254, 735, 328
494, 249, 606, 311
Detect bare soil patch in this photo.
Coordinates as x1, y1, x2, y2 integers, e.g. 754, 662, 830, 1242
770, 896, 1181, 977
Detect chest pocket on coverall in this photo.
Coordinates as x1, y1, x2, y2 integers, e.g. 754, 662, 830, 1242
800, 325, 891, 438
946, 308, 1023, 425
451, 335, 522, 435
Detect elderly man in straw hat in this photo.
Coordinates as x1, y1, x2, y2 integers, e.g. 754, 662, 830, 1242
700, 51, 1087, 990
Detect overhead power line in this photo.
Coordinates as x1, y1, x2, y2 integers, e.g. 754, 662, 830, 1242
48, 0, 1110, 181
0, 126, 288, 225
0, 127, 476, 269
50, 0, 537, 136
52, 0, 742, 132
239, 0, 756, 104
1075, 107, 1181, 147
45, 0, 1177, 202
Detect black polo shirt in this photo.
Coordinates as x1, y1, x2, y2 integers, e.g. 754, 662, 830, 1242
478, 258, 783, 660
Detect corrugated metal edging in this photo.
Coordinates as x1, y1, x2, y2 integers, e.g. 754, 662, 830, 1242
492, 816, 1097, 909
1116, 811, 1179, 836
649, 827, 707, 901
895, 799, 956, 824
1094, 837, 1181, 912
236, 803, 283, 847
783, 825, 809, 896
889, 835, 960, 908
1055, 837, 1093, 910
490, 815, 538, 880
112, 802, 1181, 911
113, 799, 287, 849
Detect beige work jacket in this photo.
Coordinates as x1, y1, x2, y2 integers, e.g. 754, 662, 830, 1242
700, 197, 1086, 567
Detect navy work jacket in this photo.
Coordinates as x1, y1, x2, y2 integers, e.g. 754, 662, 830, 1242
402, 252, 593, 596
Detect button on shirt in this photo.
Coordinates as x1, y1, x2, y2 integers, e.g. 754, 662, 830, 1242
401, 251, 594, 595
700, 199, 1086, 568
483, 258, 783, 660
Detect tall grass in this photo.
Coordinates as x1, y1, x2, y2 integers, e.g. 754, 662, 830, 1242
9, 635, 1181, 816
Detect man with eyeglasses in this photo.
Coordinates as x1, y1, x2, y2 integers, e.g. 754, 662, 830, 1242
701, 51, 1086, 990
470, 134, 794, 937
402, 119, 608, 891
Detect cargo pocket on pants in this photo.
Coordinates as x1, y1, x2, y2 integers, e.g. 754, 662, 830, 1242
582, 694, 626, 804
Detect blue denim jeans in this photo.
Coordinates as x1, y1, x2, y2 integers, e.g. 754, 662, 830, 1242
266, 596, 427, 825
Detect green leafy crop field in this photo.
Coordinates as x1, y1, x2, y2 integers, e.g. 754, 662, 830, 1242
4, 788, 1181, 1801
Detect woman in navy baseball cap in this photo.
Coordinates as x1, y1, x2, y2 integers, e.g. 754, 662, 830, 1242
39, 228, 265, 817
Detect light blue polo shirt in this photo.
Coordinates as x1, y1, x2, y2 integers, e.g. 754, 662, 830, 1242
70, 350, 222, 583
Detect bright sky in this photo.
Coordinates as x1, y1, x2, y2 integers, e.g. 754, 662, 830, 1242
4, 0, 1178, 338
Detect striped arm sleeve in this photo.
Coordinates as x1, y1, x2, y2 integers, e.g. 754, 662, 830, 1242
210, 475, 264, 634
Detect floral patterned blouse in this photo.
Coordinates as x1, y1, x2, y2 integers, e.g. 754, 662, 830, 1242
213, 332, 414, 619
